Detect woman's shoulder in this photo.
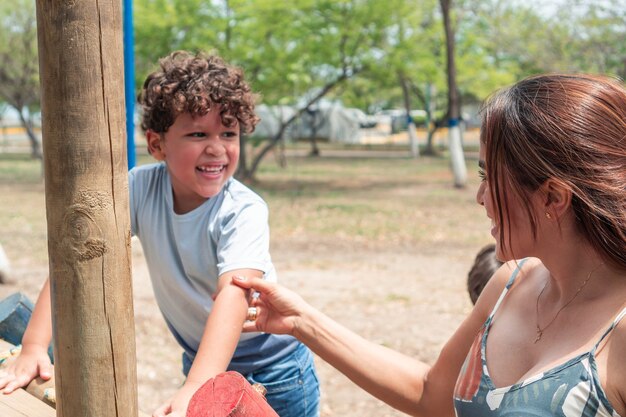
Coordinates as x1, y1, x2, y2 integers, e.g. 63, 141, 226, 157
473, 258, 542, 317
605, 310, 626, 415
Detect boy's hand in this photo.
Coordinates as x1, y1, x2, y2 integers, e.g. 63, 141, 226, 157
152, 380, 203, 417
0, 343, 53, 394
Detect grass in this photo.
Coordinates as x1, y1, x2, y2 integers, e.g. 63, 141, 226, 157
245, 147, 488, 250
0, 144, 491, 264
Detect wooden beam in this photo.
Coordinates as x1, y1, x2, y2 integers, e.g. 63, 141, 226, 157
0, 388, 55, 417
0, 340, 55, 407
34, 0, 138, 415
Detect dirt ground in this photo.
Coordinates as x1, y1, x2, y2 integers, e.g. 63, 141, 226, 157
132, 238, 475, 416
1, 237, 475, 417
0, 152, 485, 416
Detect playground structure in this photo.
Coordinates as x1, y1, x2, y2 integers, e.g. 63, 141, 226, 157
0, 294, 275, 416
0, 0, 273, 415
36, 0, 136, 414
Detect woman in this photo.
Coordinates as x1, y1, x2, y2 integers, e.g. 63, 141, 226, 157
234, 74, 626, 417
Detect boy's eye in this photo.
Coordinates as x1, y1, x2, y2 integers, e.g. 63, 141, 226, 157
189, 132, 206, 138
222, 131, 238, 138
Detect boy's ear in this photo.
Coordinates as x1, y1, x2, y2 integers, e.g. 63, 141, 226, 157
542, 178, 572, 219
146, 130, 166, 160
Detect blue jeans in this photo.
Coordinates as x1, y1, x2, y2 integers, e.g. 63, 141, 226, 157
183, 343, 320, 417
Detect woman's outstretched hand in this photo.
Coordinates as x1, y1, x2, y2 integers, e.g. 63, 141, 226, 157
232, 276, 310, 337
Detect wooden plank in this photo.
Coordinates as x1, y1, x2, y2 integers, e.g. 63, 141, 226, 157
0, 340, 55, 407
2, 339, 151, 417
0, 387, 55, 417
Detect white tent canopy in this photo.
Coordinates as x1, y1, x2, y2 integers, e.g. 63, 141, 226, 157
251, 103, 365, 144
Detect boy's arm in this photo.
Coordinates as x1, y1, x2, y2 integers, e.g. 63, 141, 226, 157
22, 278, 53, 353
0, 278, 53, 393
186, 268, 261, 383
152, 268, 261, 417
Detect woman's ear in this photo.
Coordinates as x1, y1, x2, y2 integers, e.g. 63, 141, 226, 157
146, 130, 166, 160
542, 178, 572, 219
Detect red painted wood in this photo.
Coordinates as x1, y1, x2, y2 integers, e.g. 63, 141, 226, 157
186, 371, 279, 417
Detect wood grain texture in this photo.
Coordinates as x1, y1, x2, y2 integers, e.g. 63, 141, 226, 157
34, 0, 137, 415
0, 385, 55, 417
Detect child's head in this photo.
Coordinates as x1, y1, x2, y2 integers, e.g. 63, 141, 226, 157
479, 74, 626, 268
138, 50, 260, 135
138, 51, 261, 213
467, 244, 502, 305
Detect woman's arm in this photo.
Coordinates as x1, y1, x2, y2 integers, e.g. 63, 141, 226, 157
233, 265, 511, 416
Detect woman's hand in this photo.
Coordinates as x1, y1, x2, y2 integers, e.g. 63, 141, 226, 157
232, 276, 310, 336
152, 380, 203, 417
0, 343, 53, 394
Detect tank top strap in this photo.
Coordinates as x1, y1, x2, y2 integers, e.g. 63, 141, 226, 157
486, 258, 529, 322
591, 307, 626, 354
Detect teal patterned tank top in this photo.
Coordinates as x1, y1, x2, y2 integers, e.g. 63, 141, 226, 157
454, 259, 625, 417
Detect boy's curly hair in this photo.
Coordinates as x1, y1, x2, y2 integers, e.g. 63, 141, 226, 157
138, 51, 260, 134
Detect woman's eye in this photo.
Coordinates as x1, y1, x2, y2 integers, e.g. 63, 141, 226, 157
478, 169, 487, 182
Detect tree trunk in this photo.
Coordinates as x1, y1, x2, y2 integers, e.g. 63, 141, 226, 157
240, 71, 353, 182
308, 110, 321, 157
236, 135, 250, 180
35, 0, 138, 416
399, 73, 419, 158
440, 0, 467, 187
18, 110, 42, 160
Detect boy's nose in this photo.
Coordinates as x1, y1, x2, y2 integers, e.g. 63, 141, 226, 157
204, 140, 225, 155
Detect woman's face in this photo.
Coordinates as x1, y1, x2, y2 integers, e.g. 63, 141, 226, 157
476, 144, 538, 262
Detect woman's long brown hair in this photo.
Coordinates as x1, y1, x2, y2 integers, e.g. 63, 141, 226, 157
480, 74, 626, 269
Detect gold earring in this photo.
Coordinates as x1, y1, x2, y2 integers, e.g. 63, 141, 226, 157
545, 212, 551, 219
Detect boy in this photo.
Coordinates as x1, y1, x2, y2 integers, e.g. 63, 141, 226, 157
0, 51, 320, 417
466, 244, 502, 305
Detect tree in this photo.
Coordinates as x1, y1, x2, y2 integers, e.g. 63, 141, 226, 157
557, 0, 626, 78
339, 0, 446, 156
440, 0, 466, 188
132, 0, 626, 182
0, 0, 41, 159
134, 0, 397, 181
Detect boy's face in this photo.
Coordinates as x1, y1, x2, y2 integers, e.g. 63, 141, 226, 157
146, 107, 240, 213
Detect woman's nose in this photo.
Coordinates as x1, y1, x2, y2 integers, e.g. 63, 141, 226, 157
476, 183, 486, 206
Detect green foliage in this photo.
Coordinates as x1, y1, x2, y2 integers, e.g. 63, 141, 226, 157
1, 0, 622, 166
0, 0, 39, 112
132, 0, 625, 114
557, 0, 626, 78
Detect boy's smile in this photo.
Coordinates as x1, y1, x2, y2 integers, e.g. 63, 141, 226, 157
147, 108, 240, 214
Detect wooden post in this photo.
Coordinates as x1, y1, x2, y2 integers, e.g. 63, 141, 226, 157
34, 0, 138, 416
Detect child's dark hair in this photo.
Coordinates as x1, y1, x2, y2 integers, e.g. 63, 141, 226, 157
138, 50, 260, 134
467, 244, 503, 305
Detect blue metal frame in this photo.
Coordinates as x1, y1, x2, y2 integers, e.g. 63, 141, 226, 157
123, 0, 136, 169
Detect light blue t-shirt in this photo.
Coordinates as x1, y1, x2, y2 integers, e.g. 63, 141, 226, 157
129, 162, 297, 374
